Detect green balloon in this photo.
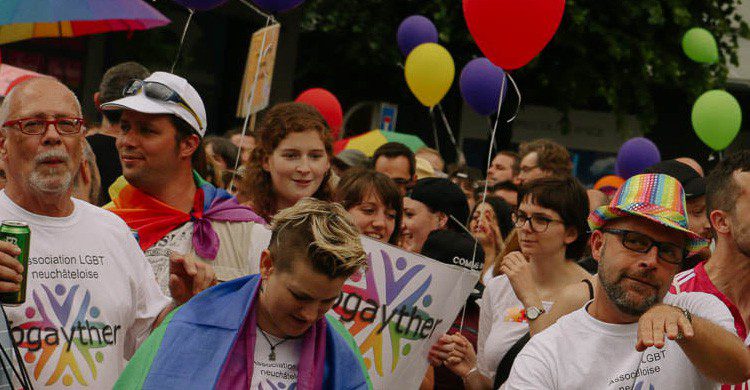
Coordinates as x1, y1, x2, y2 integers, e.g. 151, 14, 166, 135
691, 90, 742, 151
682, 28, 719, 64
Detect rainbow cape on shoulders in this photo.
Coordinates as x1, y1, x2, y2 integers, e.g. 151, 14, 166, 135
115, 274, 371, 390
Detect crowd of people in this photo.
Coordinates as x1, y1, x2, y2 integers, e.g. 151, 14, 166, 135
0, 61, 746, 390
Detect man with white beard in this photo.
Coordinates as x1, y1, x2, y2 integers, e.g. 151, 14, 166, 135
0, 77, 215, 389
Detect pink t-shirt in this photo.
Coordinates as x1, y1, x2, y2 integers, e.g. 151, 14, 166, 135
671, 262, 749, 390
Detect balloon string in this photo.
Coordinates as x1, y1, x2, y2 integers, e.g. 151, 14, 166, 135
437, 103, 466, 165
460, 73, 508, 333
170, 8, 195, 73
486, 116, 497, 154
229, 16, 276, 191
436, 104, 458, 148
429, 106, 440, 152
236, 0, 277, 23
505, 73, 522, 123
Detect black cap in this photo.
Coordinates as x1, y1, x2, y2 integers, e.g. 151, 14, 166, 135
644, 160, 705, 199
408, 178, 469, 230
420, 230, 484, 272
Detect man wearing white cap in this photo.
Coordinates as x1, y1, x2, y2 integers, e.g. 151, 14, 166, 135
101, 72, 264, 295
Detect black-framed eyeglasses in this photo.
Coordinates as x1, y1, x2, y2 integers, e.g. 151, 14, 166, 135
511, 210, 564, 233
2, 117, 84, 135
601, 228, 686, 265
123, 79, 203, 130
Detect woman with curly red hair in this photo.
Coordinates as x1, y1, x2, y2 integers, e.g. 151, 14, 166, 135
238, 102, 334, 220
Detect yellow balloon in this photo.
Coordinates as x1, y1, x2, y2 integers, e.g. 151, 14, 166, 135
404, 43, 455, 107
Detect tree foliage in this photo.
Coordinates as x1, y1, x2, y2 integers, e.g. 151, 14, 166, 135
297, 0, 749, 130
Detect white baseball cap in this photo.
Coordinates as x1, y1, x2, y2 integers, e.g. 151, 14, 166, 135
100, 71, 207, 137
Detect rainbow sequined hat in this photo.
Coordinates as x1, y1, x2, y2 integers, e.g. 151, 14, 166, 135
588, 173, 708, 255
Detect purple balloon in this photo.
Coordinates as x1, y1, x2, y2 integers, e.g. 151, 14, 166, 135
397, 15, 439, 56
615, 137, 661, 179
172, 0, 229, 11
460, 58, 507, 116
252, 0, 306, 13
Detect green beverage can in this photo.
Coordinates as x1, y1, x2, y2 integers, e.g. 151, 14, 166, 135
0, 221, 30, 305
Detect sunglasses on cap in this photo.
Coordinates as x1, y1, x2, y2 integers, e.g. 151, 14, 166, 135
123, 79, 203, 131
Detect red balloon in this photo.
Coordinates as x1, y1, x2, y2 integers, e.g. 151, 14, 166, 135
463, 0, 565, 70
295, 88, 344, 140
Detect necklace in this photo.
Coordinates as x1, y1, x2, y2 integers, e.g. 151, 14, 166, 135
257, 327, 289, 361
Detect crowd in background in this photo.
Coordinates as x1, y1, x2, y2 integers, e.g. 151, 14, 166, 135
0, 60, 747, 389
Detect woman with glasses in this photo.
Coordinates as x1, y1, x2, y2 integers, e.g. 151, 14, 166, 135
334, 167, 403, 245
429, 177, 593, 389
238, 103, 333, 221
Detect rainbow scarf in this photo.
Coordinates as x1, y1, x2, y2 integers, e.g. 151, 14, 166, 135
106, 172, 265, 260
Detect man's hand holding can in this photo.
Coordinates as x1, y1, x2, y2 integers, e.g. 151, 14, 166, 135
0, 240, 23, 293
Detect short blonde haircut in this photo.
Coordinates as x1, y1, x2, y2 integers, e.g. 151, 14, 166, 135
269, 198, 366, 278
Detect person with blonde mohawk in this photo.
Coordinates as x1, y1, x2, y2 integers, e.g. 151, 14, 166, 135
115, 198, 370, 390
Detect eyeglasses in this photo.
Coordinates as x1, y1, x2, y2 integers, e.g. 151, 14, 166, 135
2, 117, 84, 135
519, 165, 539, 174
123, 79, 203, 130
511, 210, 564, 233
601, 228, 685, 265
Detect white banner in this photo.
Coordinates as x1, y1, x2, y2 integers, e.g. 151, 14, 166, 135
249, 225, 480, 388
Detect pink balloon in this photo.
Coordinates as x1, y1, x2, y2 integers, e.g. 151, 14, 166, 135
295, 88, 343, 140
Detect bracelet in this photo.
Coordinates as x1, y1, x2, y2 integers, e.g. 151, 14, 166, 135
669, 305, 692, 324
463, 366, 479, 382
681, 307, 693, 324
669, 305, 692, 341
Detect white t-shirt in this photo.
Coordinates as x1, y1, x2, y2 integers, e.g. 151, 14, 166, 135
503, 292, 737, 390
250, 327, 302, 389
0, 191, 170, 389
481, 264, 495, 286
477, 275, 553, 382
143, 222, 193, 296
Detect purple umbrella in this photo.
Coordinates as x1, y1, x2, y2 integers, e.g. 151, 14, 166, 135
615, 137, 661, 179
397, 15, 438, 56
460, 57, 507, 116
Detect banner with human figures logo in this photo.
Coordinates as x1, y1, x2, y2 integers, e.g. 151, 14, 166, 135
249, 225, 480, 388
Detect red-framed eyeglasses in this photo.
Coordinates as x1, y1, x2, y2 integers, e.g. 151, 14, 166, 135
2, 117, 85, 135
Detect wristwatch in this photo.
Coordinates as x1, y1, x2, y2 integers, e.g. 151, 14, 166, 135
525, 306, 546, 321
